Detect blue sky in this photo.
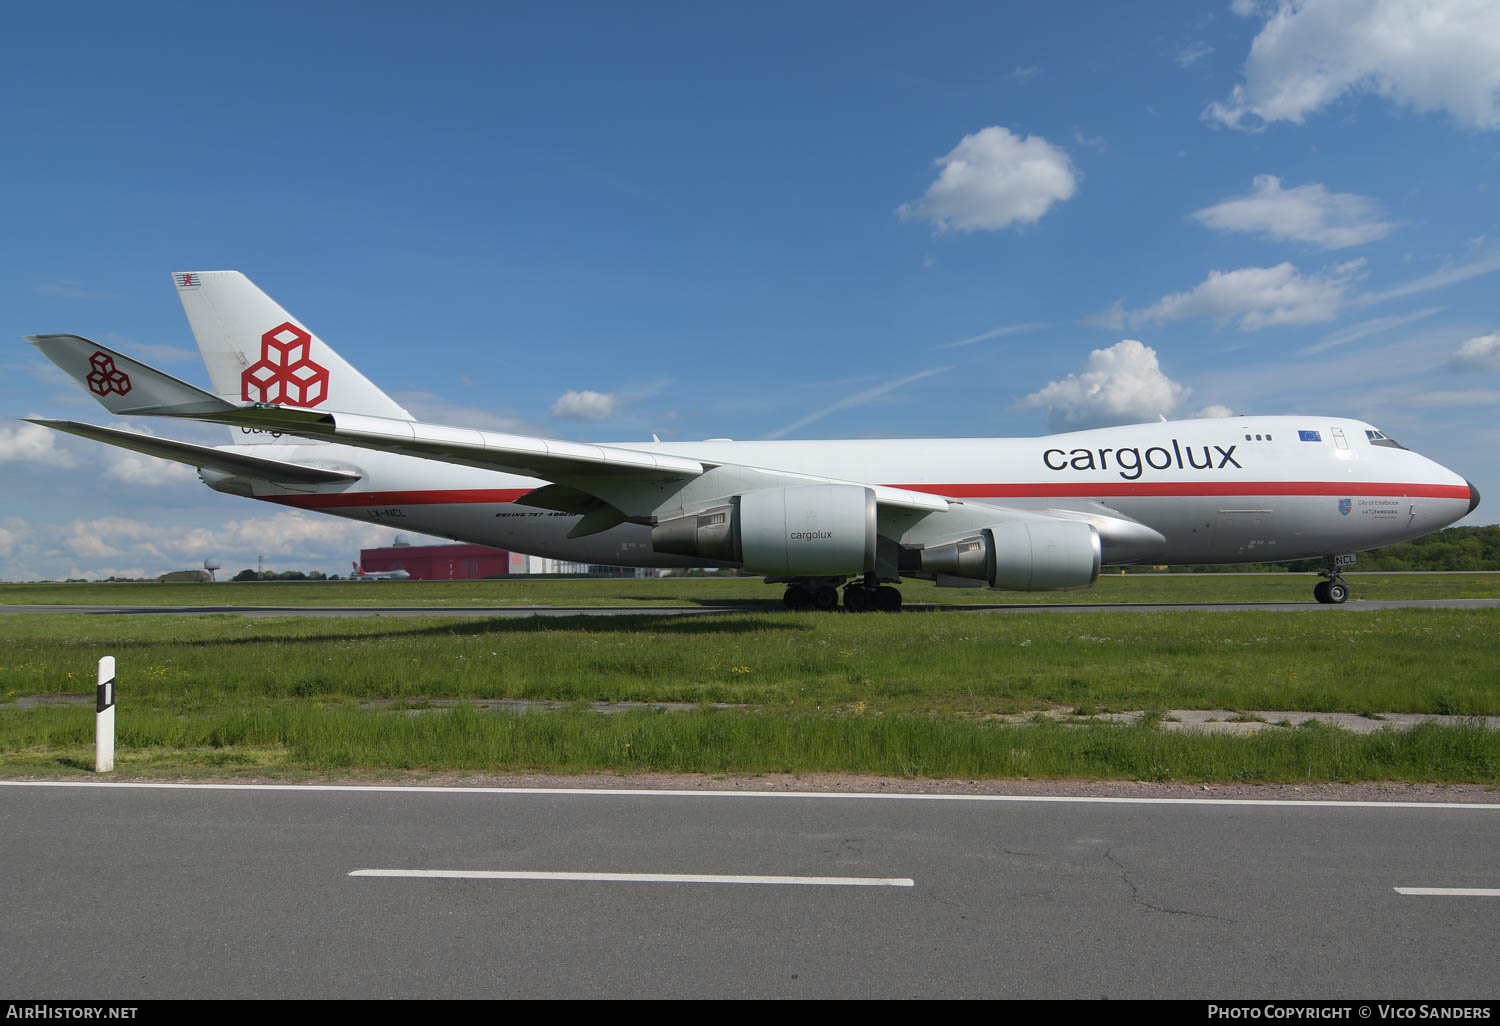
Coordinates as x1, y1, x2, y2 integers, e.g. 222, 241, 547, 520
3, 0, 1497, 579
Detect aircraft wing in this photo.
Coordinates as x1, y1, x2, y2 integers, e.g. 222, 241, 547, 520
25, 419, 363, 485
26, 333, 950, 521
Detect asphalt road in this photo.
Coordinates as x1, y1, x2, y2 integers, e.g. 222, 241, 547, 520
3, 782, 1497, 999
4, 599, 1500, 617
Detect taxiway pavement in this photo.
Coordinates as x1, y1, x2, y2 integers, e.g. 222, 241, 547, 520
3, 781, 1496, 999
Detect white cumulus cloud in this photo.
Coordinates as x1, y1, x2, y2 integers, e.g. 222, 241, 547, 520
1191, 175, 1396, 249
86, 422, 201, 487
0, 508, 455, 581
551, 389, 620, 421
1128, 260, 1363, 330
1017, 340, 1191, 431
0, 519, 23, 558
0, 420, 77, 468
45, 512, 436, 578
1451, 331, 1500, 371
897, 126, 1078, 232
102, 450, 199, 486
1193, 404, 1236, 418
1207, 0, 1500, 131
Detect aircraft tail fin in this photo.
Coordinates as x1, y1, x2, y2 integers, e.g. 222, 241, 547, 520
172, 271, 413, 444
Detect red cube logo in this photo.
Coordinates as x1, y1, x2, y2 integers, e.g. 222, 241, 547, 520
241, 323, 329, 406
86, 352, 132, 397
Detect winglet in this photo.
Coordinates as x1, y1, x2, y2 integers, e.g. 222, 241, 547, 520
25, 334, 237, 417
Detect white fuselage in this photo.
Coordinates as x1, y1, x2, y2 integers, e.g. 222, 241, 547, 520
223, 416, 1473, 570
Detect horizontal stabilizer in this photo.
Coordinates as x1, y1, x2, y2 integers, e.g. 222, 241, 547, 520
26, 334, 239, 418
26, 420, 362, 485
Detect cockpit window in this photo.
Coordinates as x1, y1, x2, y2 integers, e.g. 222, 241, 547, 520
1365, 429, 1408, 450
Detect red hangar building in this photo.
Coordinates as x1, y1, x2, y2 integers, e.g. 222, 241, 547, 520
358, 542, 511, 580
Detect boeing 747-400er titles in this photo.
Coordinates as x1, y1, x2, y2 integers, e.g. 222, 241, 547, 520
25, 271, 1481, 610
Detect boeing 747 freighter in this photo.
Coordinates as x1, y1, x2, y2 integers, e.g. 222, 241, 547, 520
25, 271, 1480, 609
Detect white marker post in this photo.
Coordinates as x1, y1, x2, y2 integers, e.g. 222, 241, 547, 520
95, 656, 115, 773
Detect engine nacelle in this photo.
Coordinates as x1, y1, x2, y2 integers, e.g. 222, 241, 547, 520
652, 484, 877, 576
920, 520, 1101, 591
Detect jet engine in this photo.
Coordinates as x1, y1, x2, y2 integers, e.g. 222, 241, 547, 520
920, 520, 1101, 591
652, 483, 877, 576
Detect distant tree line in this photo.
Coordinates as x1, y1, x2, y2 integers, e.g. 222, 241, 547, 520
1147, 525, 1500, 573
229, 569, 337, 581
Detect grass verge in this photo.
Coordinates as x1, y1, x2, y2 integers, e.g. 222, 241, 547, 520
3, 706, 1496, 783
3, 572, 1500, 608
3, 609, 1497, 716
4, 606, 1498, 783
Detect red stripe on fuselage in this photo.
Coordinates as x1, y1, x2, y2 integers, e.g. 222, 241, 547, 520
262, 481, 1469, 509
889, 482, 1471, 499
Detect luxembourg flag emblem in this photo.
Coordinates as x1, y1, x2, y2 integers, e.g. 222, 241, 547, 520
173, 272, 200, 288
1338, 498, 1352, 516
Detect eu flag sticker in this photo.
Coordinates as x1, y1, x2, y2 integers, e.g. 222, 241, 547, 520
1299, 429, 1322, 442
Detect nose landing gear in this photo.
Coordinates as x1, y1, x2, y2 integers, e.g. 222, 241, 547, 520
1314, 556, 1351, 604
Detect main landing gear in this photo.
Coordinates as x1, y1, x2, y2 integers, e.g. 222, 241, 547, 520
782, 582, 838, 611
1313, 556, 1350, 605
782, 574, 903, 612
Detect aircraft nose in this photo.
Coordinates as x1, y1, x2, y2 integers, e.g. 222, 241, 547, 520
1468, 480, 1481, 515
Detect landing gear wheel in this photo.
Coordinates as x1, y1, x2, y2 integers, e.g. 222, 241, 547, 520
874, 586, 903, 612
783, 585, 812, 611
1313, 579, 1350, 604
812, 586, 840, 611
843, 587, 872, 613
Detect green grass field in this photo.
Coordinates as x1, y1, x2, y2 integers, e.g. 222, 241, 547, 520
3, 571, 1500, 608
3, 591, 1497, 783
